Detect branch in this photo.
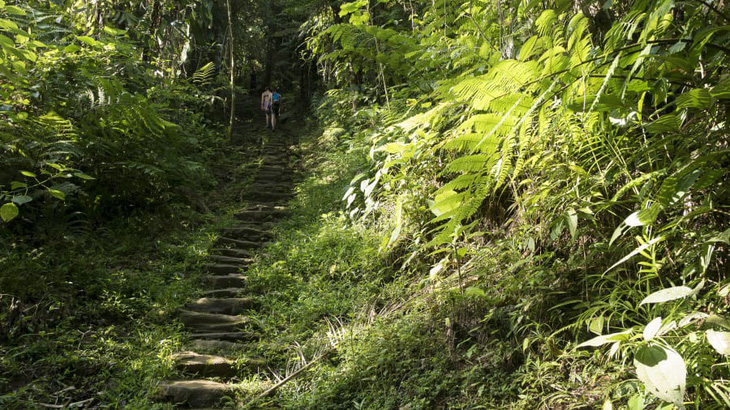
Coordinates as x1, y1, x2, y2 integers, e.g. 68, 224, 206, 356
686, 0, 730, 22
255, 350, 332, 400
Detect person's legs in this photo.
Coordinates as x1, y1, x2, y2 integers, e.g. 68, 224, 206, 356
271, 103, 279, 130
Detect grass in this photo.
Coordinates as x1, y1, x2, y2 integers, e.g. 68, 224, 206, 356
0, 130, 262, 408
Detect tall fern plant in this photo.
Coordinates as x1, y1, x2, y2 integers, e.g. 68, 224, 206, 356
312, 0, 729, 406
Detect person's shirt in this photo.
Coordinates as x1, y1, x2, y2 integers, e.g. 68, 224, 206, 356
272, 92, 281, 103
261, 91, 272, 108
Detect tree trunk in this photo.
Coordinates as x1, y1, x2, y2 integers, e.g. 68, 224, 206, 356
225, 0, 236, 139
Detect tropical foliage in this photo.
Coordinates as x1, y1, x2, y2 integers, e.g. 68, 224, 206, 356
298, 0, 729, 407
1, 0, 728, 408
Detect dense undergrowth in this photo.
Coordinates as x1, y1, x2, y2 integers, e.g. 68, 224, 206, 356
0, 0, 266, 406
229, 0, 730, 408
268, 0, 729, 408
2, 0, 729, 408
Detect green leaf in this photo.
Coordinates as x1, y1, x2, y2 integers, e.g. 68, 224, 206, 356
604, 236, 665, 275
64, 44, 81, 53
429, 190, 464, 217
706, 330, 730, 355
589, 316, 605, 335
0, 18, 18, 30
20, 170, 37, 178
676, 88, 712, 110
625, 204, 661, 227
74, 172, 95, 180
644, 114, 681, 133
576, 330, 631, 348
103, 26, 127, 36
379, 142, 407, 154
706, 315, 730, 330
634, 345, 686, 407
643, 317, 662, 341
566, 208, 578, 240
0, 203, 19, 222
77, 36, 97, 47
464, 286, 486, 298
47, 189, 65, 200
627, 394, 645, 410
11, 195, 32, 205
640, 286, 696, 306
5, 5, 26, 15
386, 201, 403, 248
609, 225, 624, 246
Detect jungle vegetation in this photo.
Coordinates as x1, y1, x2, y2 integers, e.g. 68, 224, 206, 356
1, 0, 728, 408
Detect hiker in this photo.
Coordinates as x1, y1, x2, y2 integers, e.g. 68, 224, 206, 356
271, 88, 282, 131
261, 86, 273, 129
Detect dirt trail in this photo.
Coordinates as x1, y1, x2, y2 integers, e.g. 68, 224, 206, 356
156, 98, 297, 408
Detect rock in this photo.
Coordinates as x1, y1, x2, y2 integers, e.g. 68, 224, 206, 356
206, 274, 247, 288
202, 287, 245, 298
179, 310, 249, 333
242, 204, 288, 212
205, 263, 242, 275
212, 248, 256, 259
214, 237, 263, 250
208, 255, 255, 265
258, 165, 289, 172
189, 339, 248, 352
156, 380, 231, 407
185, 297, 256, 314
190, 332, 258, 342
220, 227, 272, 241
234, 209, 289, 222
172, 351, 236, 378
243, 191, 291, 202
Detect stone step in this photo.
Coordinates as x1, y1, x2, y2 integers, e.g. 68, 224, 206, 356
202, 287, 245, 298
255, 168, 292, 176
253, 178, 292, 187
190, 331, 258, 342
185, 297, 256, 314
248, 184, 291, 194
243, 191, 291, 202
236, 220, 277, 230
172, 351, 236, 378
189, 339, 247, 352
261, 162, 288, 168
208, 255, 255, 265
234, 209, 289, 221
243, 204, 288, 212
212, 248, 255, 259
259, 165, 289, 171
205, 263, 242, 275
156, 380, 231, 407
220, 226, 273, 240
215, 236, 264, 250
207, 274, 247, 288
179, 310, 250, 333
254, 171, 292, 179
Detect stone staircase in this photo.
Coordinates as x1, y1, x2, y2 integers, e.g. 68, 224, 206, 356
156, 136, 295, 408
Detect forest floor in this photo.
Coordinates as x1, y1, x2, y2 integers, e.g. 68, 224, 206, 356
0, 98, 314, 408
5, 96, 504, 409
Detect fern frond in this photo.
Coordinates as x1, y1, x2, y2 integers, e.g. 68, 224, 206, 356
443, 154, 495, 174
458, 113, 517, 134
192, 62, 216, 86
442, 132, 500, 154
